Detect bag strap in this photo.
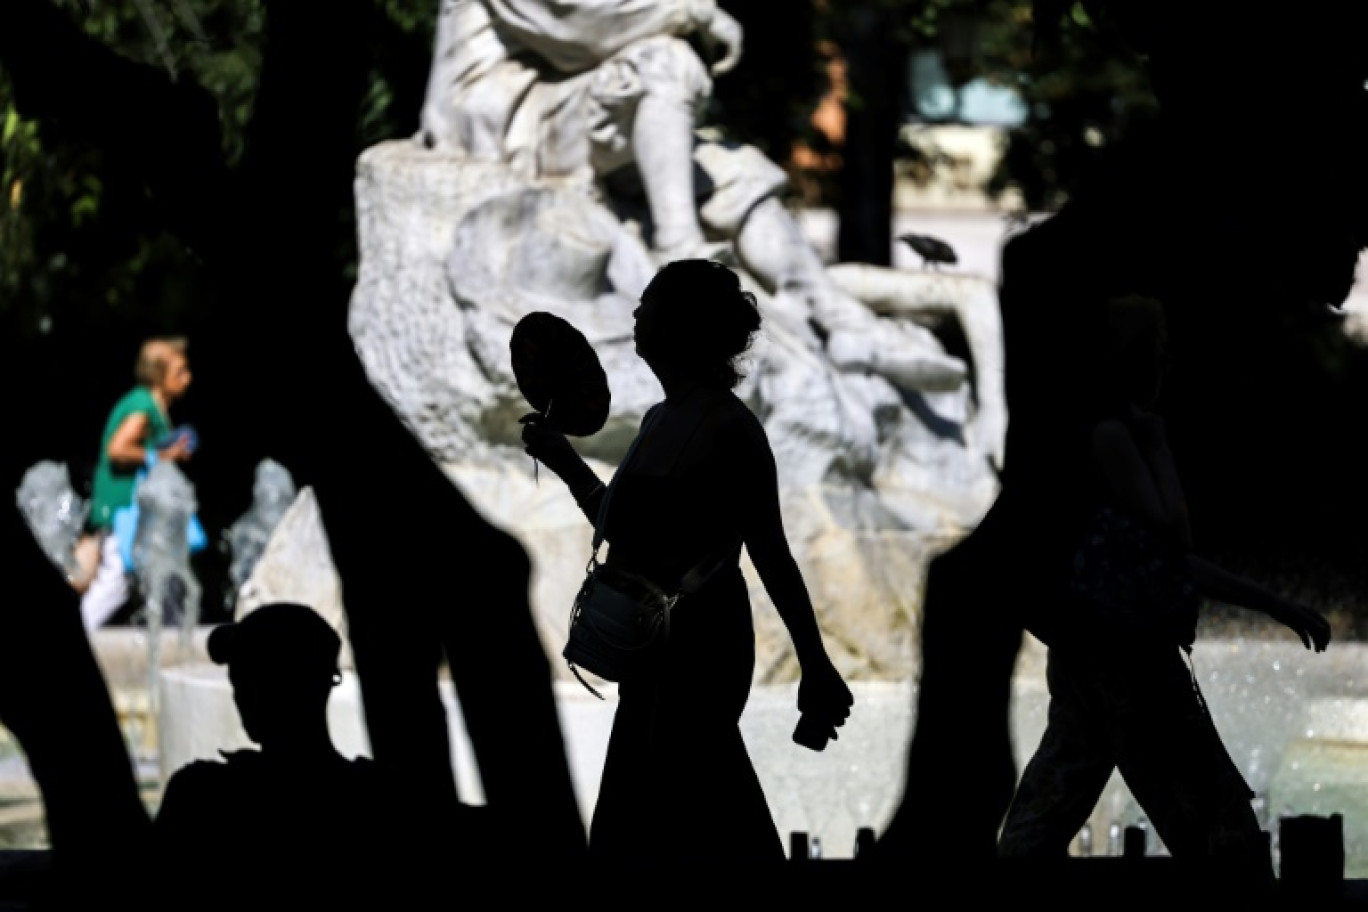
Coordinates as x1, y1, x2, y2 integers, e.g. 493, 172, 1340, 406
590, 396, 744, 592
677, 534, 744, 596
590, 405, 664, 555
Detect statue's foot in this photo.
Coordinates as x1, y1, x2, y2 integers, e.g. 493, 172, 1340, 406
651, 239, 737, 267
826, 326, 968, 393
965, 406, 1008, 476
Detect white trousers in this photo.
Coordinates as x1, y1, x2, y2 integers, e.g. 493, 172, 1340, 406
80, 533, 130, 631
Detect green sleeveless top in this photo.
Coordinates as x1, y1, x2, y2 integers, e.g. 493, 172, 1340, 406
89, 386, 170, 530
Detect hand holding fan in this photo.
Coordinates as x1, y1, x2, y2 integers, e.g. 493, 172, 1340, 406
510, 312, 611, 479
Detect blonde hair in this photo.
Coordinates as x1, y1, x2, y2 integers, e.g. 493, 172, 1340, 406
135, 336, 188, 387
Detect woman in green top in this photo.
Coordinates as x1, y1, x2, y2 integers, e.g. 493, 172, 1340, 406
76, 337, 194, 630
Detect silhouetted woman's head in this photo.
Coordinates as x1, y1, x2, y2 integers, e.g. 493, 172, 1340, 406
633, 259, 762, 390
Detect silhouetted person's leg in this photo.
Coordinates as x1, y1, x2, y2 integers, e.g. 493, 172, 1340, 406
881, 516, 1023, 863
311, 344, 586, 861
998, 650, 1116, 856
306, 351, 463, 814
330, 561, 458, 804
246, 4, 588, 860
1109, 649, 1270, 877
587, 578, 783, 868
437, 530, 589, 862
79, 533, 131, 631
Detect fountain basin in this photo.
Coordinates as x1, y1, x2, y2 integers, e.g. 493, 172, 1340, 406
140, 637, 1368, 865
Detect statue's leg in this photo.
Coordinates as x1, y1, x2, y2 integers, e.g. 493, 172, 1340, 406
632, 95, 717, 259
592, 37, 728, 263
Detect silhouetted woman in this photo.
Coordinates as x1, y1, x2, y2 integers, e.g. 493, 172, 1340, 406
997, 293, 1329, 874
522, 259, 853, 866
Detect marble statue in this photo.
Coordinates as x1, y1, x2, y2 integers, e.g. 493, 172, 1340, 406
416, 0, 994, 401
344, 0, 1011, 682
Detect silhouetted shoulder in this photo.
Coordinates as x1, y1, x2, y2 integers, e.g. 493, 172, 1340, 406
706, 395, 775, 483
158, 752, 263, 811
154, 758, 241, 845
662, 389, 768, 475
709, 392, 769, 446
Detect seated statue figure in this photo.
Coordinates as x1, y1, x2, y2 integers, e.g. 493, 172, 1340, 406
418, 0, 970, 394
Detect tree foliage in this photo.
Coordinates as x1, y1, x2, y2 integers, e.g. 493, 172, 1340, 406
800, 0, 1158, 212
976, 0, 1158, 211
0, 0, 432, 340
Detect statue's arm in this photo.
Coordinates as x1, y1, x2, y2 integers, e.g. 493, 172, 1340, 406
824, 265, 1009, 469
483, 0, 716, 72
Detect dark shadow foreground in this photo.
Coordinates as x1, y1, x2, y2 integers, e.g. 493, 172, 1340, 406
0, 1, 586, 902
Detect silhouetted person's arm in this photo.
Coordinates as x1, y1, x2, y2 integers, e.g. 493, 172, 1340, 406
520, 424, 603, 522
520, 409, 668, 528
1186, 556, 1330, 652
1093, 410, 1329, 652
730, 416, 853, 731
563, 461, 607, 526
106, 412, 192, 468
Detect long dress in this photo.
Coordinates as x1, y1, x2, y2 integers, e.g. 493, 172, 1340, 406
586, 388, 786, 866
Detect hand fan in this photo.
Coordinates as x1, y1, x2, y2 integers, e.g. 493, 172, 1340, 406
510, 311, 611, 437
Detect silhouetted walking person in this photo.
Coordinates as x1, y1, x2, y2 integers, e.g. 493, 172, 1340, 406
522, 259, 853, 866
997, 294, 1330, 876
77, 336, 196, 630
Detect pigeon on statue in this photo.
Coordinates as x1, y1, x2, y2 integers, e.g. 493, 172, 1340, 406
898, 233, 958, 270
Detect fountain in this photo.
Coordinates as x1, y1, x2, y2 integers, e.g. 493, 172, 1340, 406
146, 0, 1368, 869
220, 459, 297, 614
346, 0, 1009, 688
8, 1, 1365, 873
128, 460, 202, 763
6, 456, 1366, 863
14, 461, 88, 583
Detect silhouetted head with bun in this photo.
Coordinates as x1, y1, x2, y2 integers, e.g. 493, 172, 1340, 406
633, 259, 762, 393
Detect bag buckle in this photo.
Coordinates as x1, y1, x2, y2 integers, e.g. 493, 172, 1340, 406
585, 540, 606, 576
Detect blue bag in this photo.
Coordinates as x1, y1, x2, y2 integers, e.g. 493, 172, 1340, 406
112, 451, 208, 573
